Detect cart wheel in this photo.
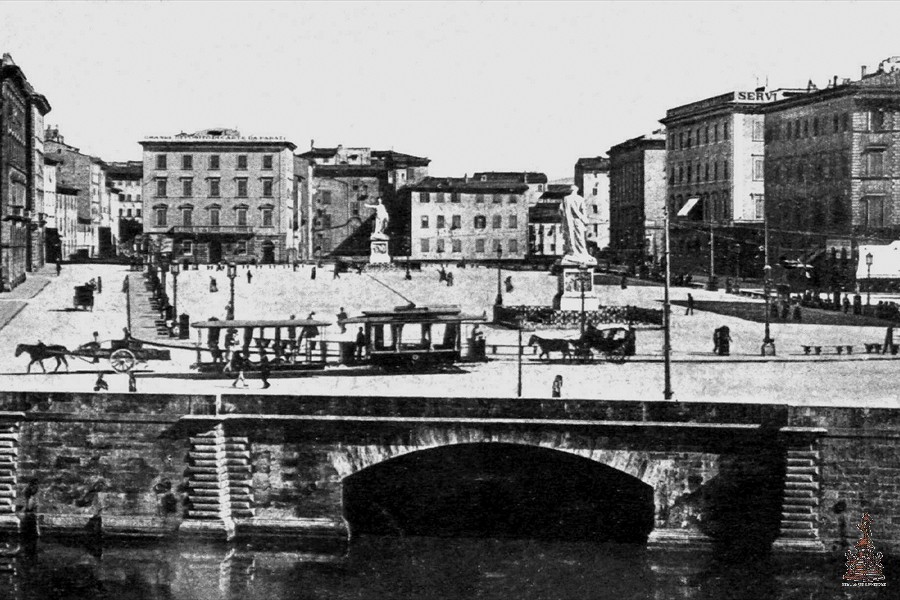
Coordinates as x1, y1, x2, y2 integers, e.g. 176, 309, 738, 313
607, 347, 628, 364
110, 348, 136, 373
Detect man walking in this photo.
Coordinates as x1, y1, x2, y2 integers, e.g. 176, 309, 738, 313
55, 260, 61, 277
230, 350, 247, 388
685, 293, 695, 315
247, 269, 253, 284
355, 327, 367, 361
259, 354, 271, 389
337, 307, 348, 333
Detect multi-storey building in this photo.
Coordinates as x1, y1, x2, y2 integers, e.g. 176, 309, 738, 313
575, 157, 611, 251
406, 176, 529, 262
762, 60, 900, 285
42, 155, 80, 262
295, 144, 429, 260
45, 127, 114, 258
1, 53, 50, 290
527, 184, 570, 260
106, 161, 143, 247
659, 87, 806, 276
608, 131, 667, 266
140, 128, 296, 264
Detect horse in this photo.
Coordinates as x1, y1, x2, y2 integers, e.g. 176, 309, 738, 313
527, 335, 572, 361
15, 343, 70, 373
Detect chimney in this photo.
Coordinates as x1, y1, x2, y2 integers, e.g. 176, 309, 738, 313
833, 75, 838, 87
310, 139, 315, 150
862, 65, 867, 78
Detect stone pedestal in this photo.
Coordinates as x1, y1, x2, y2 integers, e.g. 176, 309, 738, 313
369, 238, 391, 265
553, 267, 600, 311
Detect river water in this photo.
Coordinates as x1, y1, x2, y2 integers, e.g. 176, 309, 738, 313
0, 536, 891, 600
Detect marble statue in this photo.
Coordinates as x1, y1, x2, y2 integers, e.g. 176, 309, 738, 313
365, 197, 390, 240
559, 185, 597, 266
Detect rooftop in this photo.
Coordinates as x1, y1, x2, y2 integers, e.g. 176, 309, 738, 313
471, 171, 548, 184
575, 156, 609, 171
406, 176, 529, 194
608, 130, 667, 155
140, 128, 296, 149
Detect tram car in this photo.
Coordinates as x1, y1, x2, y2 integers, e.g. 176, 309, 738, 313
340, 305, 486, 371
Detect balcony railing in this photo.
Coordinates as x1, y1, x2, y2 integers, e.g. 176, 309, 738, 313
170, 225, 254, 234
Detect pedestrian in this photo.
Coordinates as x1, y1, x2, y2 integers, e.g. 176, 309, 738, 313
719, 326, 732, 356
337, 307, 348, 333
89, 331, 101, 363
333, 263, 341, 279
883, 325, 895, 355
355, 327, 367, 360
311, 265, 317, 280
713, 327, 720, 354
685, 293, 695, 315
356, 263, 364, 275
302, 312, 318, 351
620, 275, 628, 289
504, 275, 513, 293
439, 265, 447, 283
551, 375, 563, 398
93, 373, 108, 392
259, 354, 271, 389
96, 276, 102, 294
128, 371, 137, 393
122, 327, 132, 342
209, 277, 218, 293
793, 304, 802, 322
781, 302, 790, 320
293, 260, 299, 272
55, 260, 61, 276
446, 272, 454, 287
843, 295, 851, 314
230, 350, 247, 388
247, 270, 253, 284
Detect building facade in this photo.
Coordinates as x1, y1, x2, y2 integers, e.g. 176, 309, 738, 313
762, 62, 900, 285
659, 88, 805, 276
575, 157, 611, 251
295, 144, 429, 260
527, 184, 569, 260
0, 54, 50, 290
106, 160, 143, 249
45, 127, 113, 258
140, 129, 296, 264
406, 176, 529, 262
42, 156, 80, 263
608, 131, 667, 266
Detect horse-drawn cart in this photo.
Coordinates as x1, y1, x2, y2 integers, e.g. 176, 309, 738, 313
73, 285, 94, 311
75, 339, 171, 372
528, 326, 635, 363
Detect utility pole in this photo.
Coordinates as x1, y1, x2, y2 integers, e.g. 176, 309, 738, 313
663, 204, 673, 400
517, 327, 523, 398
761, 212, 776, 356
708, 220, 716, 290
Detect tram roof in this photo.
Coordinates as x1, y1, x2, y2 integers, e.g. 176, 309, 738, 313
191, 319, 330, 329
340, 305, 486, 325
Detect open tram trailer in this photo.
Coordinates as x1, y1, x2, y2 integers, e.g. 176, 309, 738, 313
340, 305, 486, 370
190, 318, 331, 373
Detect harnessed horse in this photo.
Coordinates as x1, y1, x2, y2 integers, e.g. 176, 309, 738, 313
527, 335, 572, 361
15, 343, 70, 373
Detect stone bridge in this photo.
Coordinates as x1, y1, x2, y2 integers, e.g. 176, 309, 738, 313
0, 392, 898, 555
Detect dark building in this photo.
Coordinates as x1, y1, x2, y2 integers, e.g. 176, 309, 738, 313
762, 60, 900, 286
295, 144, 429, 260
0, 53, 50, 291
608, 131, 667, 267
528, 184, 570, 260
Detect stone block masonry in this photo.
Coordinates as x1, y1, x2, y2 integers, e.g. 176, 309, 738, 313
0, 391, 897, 554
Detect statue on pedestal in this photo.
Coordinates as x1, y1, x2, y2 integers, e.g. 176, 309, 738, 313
559, 185, 597, 266
365, 197, 390, 240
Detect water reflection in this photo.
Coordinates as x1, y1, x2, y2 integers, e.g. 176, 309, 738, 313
0, 536, 891, 599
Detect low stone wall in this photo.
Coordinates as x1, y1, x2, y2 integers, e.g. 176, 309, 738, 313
495, 304, 663, 328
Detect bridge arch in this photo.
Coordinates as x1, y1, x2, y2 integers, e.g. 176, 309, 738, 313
339, 441, 655, 542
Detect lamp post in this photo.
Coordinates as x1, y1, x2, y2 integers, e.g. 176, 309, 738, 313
663, 202, 673, 400
226, 262, 237, 320
761, 212, 776, 356
171, 262, 180, 324
495, 246, 503, 306
866, 252, 873, 306
576, 267, 590, 336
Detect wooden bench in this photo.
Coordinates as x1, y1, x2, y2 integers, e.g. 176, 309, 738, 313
865, 343, 899, 354
801, 345, 822, 355
834, 345, 854, 355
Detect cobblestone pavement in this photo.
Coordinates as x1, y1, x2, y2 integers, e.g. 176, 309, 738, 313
0, 263, 897, 406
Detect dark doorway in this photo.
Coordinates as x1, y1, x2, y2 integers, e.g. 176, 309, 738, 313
343, 443, 655, 542
209, 240, 222, 264
262, 242, 275, 264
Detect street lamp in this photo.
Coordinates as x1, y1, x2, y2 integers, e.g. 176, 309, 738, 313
226, 262, 237, 320
495, 246, 503, 306
663, 202, 674, 400
866, 252, 873, 306
170, 262, 181, 332
761, 212, 776, 356
576, 267, 590, 336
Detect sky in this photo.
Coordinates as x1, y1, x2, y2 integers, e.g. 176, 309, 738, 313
3, 1, 900, 180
